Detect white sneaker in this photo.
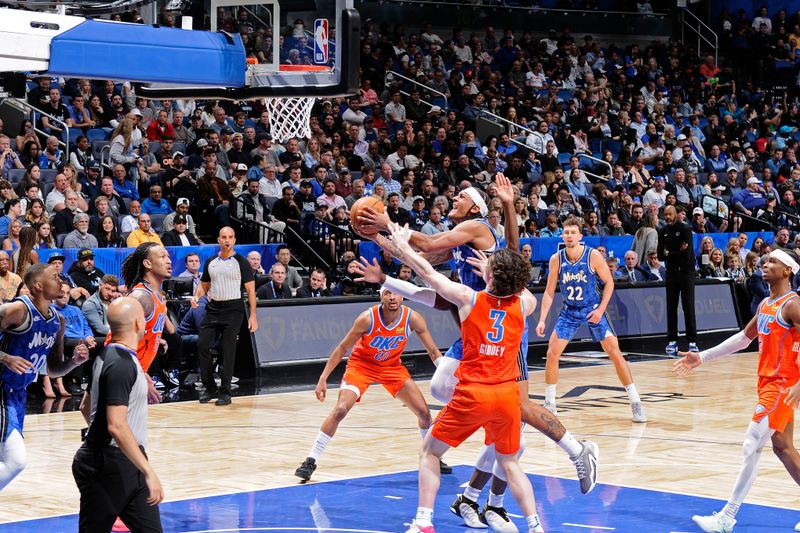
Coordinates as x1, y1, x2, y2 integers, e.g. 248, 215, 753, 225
692, 512, 736, 533
795, 521, 800, 532
482, 504, 518, 533
405, 521, 435, 533
449, 495, 487, 529
631, 401, 647, 423
543, 400, 556, 414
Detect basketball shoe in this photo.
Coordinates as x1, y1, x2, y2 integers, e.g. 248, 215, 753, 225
570, 440, 599, 494
482, 504, 518, 532
542, 400, 556, 414
294, 457, 317, 481
631, 401, 647, 423
665, 341, 678, 357
689, 342, 700, 353
450, 494, 487, 528
405, 521, 435, 533
692, 512, 736, 533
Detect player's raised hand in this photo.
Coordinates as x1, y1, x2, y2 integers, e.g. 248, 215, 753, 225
535, 320, 546, 337
315, 380, 328, 402
466, 249, 489, 278
352, 257, 385, 284
1, 355, 33, 375
494, 173, 515, 205
358, 206, 391, 232
672, 351, 701, 376
387, 222, 413, 250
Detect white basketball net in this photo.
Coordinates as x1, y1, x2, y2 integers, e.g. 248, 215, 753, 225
265, 97, 316, 143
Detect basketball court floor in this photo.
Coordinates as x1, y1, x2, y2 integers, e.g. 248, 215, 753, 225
1, 353, 798, 532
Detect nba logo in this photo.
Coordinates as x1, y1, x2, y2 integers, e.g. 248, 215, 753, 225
314, 18, 329, 64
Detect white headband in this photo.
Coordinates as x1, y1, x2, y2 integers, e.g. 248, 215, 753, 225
771, 249, 800, 274
463, 187, 489, 217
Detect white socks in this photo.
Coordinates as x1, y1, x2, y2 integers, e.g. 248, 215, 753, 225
545, 384, 556, 404
0, 430, 26, 491
488, 490, 505, 508
415, 506, 433, 527
527, 513, 542, 531
463, 485, 482, 502
308, 431, 332, 461
557, 431, 583, 458
625, 384, 641, 403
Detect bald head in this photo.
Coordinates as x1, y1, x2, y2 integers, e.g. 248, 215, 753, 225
107, 297, 145, 341
664, 205, 677, 224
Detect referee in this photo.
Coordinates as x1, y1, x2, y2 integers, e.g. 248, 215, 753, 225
72, 297, 164, 533
192, 226, 258, 406
657, 205, 698, 356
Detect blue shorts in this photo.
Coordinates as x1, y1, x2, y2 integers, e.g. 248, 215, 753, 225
0, 386, 26, 442
444, 330, 529, 381
554, 306, 616, 343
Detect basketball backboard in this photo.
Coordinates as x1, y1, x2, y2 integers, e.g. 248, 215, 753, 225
138, 0, 360, 100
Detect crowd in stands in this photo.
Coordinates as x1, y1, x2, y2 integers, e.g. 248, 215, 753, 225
1, 4, 800, 311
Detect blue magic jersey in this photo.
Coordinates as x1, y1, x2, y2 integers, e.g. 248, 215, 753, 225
558, 245, 601, 309
0, 295, 61, 390
451, 219, 503, 290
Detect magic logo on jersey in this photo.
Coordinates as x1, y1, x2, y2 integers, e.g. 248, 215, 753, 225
562, 270, 588, 284
28, 330, 56, 351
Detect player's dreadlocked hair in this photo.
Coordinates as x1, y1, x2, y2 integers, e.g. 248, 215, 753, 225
121, 242, 160, 289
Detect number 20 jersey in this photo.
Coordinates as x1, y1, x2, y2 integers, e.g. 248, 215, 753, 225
0, 295, 60, 390
558, 245, 601, 310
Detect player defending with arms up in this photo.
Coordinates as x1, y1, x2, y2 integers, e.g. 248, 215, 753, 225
294, 288, 442, 481
536, 216, 646, 422
382, 223, 545, 533
0, 263, 89, 490
676, 249, 800, 533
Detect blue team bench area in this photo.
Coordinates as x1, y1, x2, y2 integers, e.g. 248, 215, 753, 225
359, 231, 776, 266
38, 244, 282, 279
3, 465, 796, 532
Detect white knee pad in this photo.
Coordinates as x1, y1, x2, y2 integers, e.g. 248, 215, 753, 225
430, 357, 459, 403
474, 444, 496, 473
0, 431, 27, 490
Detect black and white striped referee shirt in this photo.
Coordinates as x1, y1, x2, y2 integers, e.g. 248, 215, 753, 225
201, 252, 254, 302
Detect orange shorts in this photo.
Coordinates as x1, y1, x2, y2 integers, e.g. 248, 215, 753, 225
753, 377, 798, 433
431, 381, 521, 455
341, 363, 411, 402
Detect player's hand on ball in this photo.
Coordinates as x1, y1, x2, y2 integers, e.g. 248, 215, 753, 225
672, 351, 701, 376
535, 321, 546, 337
359, 206, 391, 232
784, 384, 800, 409
466, 249, 489, 278
315, 380, 327, 402
352, 257, 385, 284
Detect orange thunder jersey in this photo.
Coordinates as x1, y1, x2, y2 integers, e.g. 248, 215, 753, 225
107, 282, 167, 372
348, 305, 411, 368
457, 290, 524, 385
756, 292, 800, 381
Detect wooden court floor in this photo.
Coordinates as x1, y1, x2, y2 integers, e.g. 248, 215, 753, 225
1, 353, 798, 523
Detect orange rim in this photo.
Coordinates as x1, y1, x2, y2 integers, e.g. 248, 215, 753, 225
278, 64, 331, 72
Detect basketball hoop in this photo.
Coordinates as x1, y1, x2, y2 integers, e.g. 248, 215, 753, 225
264, 64, 328, 142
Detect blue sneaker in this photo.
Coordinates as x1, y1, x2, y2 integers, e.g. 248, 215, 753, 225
665, 341, 678, 357
688, 342, 699, 353
151, 375, 165, 390
166, 369, 180, 387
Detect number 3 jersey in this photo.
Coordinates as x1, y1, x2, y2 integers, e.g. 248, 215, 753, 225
0, 295, 61, 390
558, 245, 601, 310
348, 305, 411, 369
458, 291, 525, 385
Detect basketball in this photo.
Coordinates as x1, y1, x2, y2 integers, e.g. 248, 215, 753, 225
350, 196, 385, 238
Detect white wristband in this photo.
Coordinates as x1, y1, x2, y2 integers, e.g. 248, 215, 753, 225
382, 276, 437, 308
698, 331, 753, 364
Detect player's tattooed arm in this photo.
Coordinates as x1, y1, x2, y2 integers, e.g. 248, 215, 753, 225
128, 288, 155, 318
47, 315, 89, 378
0, 301, 34, 374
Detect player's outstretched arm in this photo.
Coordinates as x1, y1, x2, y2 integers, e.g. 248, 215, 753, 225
495, 173, 519, 252
386, 223, 474, 308
48, 315, 89, 378
410, 311, 442, 365
535, 254, 560, 336
352, 257, 438, 308
316, 311, 371, 402
362, 206, 484, 253
673, 313, 757, 376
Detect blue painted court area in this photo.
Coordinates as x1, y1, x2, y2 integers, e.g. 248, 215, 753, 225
3, 466, 797, 532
